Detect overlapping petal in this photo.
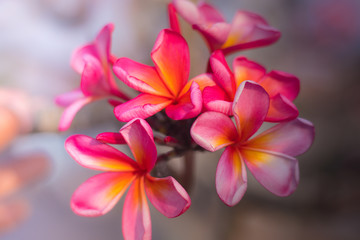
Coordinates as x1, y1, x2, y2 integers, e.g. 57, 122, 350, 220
71, 172, 136, 217
151, 29, 189, 97
259, 71, 300, 101
70, 44, 98, 74
114, 94, 172, 122
241, 148, 299, 196
203, 85, 232, 115
165, 81, 202, 120
145, 175, 191, 218
191, 111, 238, 152
266, 94, 299, 122
245, 118, 315, 157
96, 132, 126, 144
216, 146, 247, 206
113, 58, 171, 97
58, 96, 100, 131
65, 135, 139, 172
168, 3, 181, 33
233, 56, 266, 88
232, 81, 269, 142
119, 119, 157, 171
221, 11, 281, 54
210, 50, 236, 98
80, 55, 108, 96
122, 177, 151, 240
94, 23, 114, 64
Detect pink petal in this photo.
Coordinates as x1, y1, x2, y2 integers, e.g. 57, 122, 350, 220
197, 2, 225, 23
151, 29, 189, 97
210, 50, 236, 98
216, 146, 247, 206
203, 85, 233, 115
122, 177, 152, 240
233, 56, 266, 88
113, 58, 172, 98
96, 132, 126, 144
168, 3, 181, 33
70, 44, 97, 74
241, 148, 299, 196
244, 118, 315, 157
65, 134, 139, 171
55, 89, 84, 107
114, 93, 172, 122
232, 81, 269, 142
165, 81, 202, 120
58, 96, 100, 131
71, 172, 136, 217
172, 0, 202, 25
80, 55, 109, 96
94, 23, 114, 65
180, 73, 216, 94
191, 111, 237, 152
259, 70, 300, 101
145, 175, 191, 218
266, 94, 299, 122
221, 11, 281, 54
119, 119, 157, 172
193, 22, 231, 52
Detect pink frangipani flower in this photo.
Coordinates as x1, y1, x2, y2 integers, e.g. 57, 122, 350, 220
204, 50, 300, 122
170, 0, 281, 55
66, 118, 191, 240
56, 23, 129, 131
191, 81, 314, 206
113, 29, 205, 122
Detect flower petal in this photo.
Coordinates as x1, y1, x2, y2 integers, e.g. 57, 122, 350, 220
197, 1, 225, 23
203, 85, 233, 115
221, 11, 281, 54
114, 93, 172, 122
232, 81, 269, 142
70, 44, 98, 74
233, 56, 266, 88
216, 146, 247, 206
241, 148, 299, 196
145, 175, 191, 218
266, 94, 299, 122
151, 29, 189, 96
245, 118, 315, 157
65, 135, 139, 171
119, 119, 157, 172
181, 73, 216, 94
259, 70, 300, 101
80, 55, 109, 96
193, 22, 231, 52
58, 96, 100, 131
168, 3, 181, 33
172, 0, 202, 25
210, 50, 236, 98
122, 177, 152, 240
94, 23, 114, 65
96, 132, 126, 144
113, 58, 172, 98
191, 111, 237, 152
165, 81, 202, 120
71, 172, 136, 217
55, 89, 84, 107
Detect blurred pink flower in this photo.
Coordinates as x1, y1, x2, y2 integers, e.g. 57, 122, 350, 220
204, 50, 299, 122
191, 81, 314, 206
170, 0, 281, 55
113, 29, 205, 121
66, 118, 191, 240
56, 23, 129, 131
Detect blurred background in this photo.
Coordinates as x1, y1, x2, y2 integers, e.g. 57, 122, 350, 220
0, 0, 359, 239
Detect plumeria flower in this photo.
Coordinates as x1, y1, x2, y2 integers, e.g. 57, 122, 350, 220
170, 0, 281, 55
113, 29, 206, 122
56, 23, 129, 131
204, 50, 300, 122
66, 118, 191, 240
191, 81, 314, 206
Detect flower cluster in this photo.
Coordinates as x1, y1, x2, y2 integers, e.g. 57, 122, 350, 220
58, 1, 315, 239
